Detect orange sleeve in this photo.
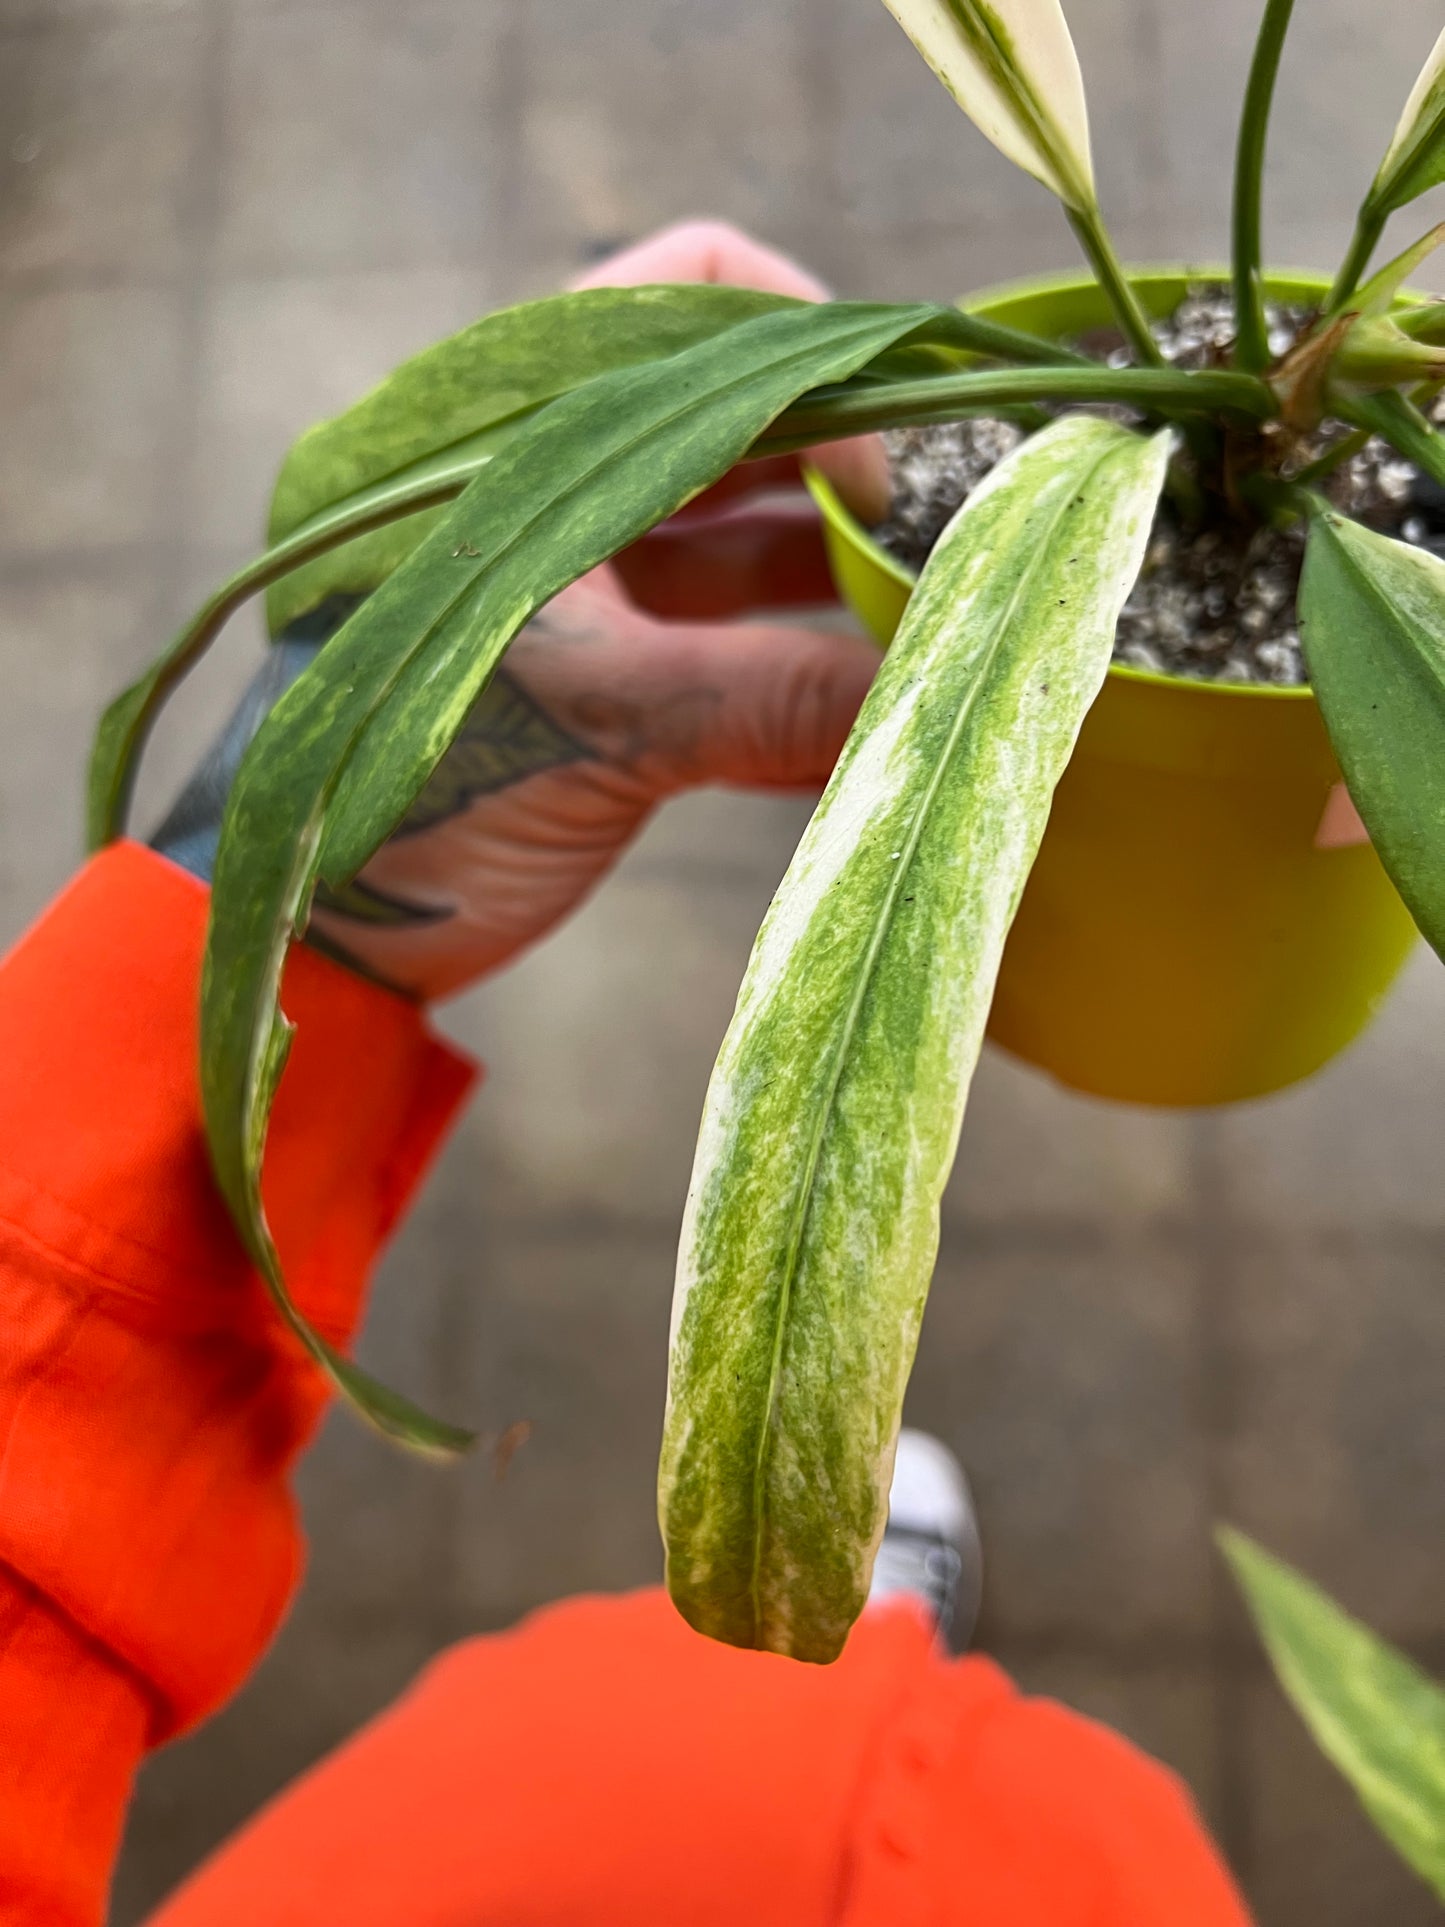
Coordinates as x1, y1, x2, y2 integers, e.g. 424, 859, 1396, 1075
0, 843, 475, 1926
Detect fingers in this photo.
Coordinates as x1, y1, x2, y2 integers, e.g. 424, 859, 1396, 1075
569, 218, 892, 567
668, 444, 890, 527
610, 442, 886, 609
666, 454, 808, 515
568, 219, 830, 300
613, 498, 835, 619
807, 435, 893, 527
565, 560, 636, 613
642, 620, 881, 793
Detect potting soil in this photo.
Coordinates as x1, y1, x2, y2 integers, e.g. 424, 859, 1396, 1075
873, 287, 1445, 687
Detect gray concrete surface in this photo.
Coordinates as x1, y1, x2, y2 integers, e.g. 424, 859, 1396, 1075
3, 0, 1445, 1920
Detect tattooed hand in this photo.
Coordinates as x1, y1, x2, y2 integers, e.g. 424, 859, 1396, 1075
155, 223, 884, 1001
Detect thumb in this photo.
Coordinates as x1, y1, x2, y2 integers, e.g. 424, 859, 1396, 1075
647, 621, 881, 793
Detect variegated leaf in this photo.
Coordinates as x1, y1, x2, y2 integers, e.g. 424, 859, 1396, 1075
660, 414, 1171, 1662
1298, 510, 1445, 961
1372, 25, 1445, 214
1222, 1530, 1445, 1901
202, 299, 950, 1452
877, 0, 1094, 207
265, 285, 797, 633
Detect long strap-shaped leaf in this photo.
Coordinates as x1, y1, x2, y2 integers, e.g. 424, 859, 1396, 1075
202, 300, 948, 1452
1299, 510, 1445, 961
89, 455, 494, 849
265, 286, 1089, 636
1372, 26, 1445, 218
84, 296, 1140, 847
660, 414, 1171, 1661
879, 0, 1094, 206
265, 285, 799, 634
263, 283, 1080, 635
1221, 1529, 1445, 1901
90, 288, 801, 846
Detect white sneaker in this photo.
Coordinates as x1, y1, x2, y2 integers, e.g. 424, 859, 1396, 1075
868, 1428, 983, 1651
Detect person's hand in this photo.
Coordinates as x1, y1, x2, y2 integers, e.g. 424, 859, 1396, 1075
570, 220, 890, 535
156, 221, 885, 1001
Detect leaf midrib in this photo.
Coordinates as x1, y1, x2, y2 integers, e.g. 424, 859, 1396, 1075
1386, 89, 1445, 205
942, 0, 1081, 200
744, 430, 1129, 1642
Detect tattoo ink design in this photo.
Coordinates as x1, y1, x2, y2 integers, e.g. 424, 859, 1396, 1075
154, 598, 591, 918
394, 667, 592, 837
313, 668, 593, 928
310, 663, 593, 927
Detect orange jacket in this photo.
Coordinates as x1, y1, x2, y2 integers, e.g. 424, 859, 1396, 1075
0, 845, 1251, 1926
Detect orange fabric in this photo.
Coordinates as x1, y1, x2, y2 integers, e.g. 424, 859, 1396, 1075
148, 1589, 1251, 1927
0, 845, 474, 1925
0, 845, 1250, 1927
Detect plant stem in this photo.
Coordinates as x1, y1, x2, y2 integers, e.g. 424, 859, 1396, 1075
1290, 424, 1371, 489
1065, 206, 1165, 366
1235, 469, 1311, 529
97, 353, 1259, 845
921, 308, 1097, 369
1232, 0, 1296, 372
91, 353, 1278, 850
1326, 204, 1388, 313
762, 364, 1274, 452
88, 457, 487, 847
1337, 387, 1445, 488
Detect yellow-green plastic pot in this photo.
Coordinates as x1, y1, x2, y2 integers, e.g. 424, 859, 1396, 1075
808, 266, 1419, 1107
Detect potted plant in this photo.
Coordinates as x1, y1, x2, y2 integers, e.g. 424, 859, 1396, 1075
806, 268, 1423, 1110
88, 0, 1445, 1675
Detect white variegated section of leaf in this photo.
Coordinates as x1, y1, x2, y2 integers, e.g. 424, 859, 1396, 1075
877, 0, 1094, 204
1375, 24, 1445, 210
1223, 1530, 1445, 1901
659, 414, 1170, 1663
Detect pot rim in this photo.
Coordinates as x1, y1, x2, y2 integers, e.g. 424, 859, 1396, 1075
810, 260, 1420, 707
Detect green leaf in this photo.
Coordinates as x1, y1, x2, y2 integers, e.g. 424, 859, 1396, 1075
99, 289, 809, 845
88, 456, 487, 849
264, 284, 799, 634
1298, 510, 1445, 960
1220, 1529, 1445, 1901
1370, 26, 1445, 216
1352, 223, 1445, 319
203, 298, 948, 1451
659, 414, 1172, 1661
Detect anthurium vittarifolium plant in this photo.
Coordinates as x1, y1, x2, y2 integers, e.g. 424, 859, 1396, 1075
89, 0, 1445, 1657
